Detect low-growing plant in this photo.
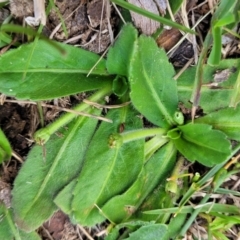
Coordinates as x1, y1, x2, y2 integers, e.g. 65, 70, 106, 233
0, 1, 240, 239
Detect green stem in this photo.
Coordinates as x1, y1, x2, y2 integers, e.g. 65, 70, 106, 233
207, 27, 222, 66
121, 128, 167, 144
37, 102, 44, 127
34, 84, 112, 144
190, 32, 212, 119
166, 156, 185, 194
144, 134, 169, 161
179, 194, 210, 237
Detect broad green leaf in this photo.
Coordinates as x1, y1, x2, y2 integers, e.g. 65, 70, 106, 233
169, 124, 231, 167
230, 67, 240, 107
162, 213, 187, 240
177, 59, 239, 113
0, 128, 11, 163
102, 142, 176, 224
129, 36, 178, 128
12, 110, 100, 231
54, 178, 77, 215
105, 221, 157, 240
195, 105, 240, 141
0, 204, 18, 240
0, 40, 113, 100
19, 230, 41, 240
125, 224, 168, 240
106, 23, 137, 76
0, 204, 41, 240
70, 107, 144, 226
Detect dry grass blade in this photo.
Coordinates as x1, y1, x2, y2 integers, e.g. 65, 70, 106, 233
3, 99, 112, 123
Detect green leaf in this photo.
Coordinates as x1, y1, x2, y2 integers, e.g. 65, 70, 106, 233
0, 40, 113, 100
102, 142, 176, 224
169, 124, 231, 167
162, 213, 187, 240
12, 110, 100, 231
19, 230, 41, 240
0, 128, 11, 163
125, 224, 168, 240
0, 204, 41, 240
230, 67, 240, 107
54, 178, 77, 215
169, 0, 184, 14
195, 105, 240, 141
129, 35, 178, 128
0, 204, 18, 240
177, 59, 239, 113
70, 107, 144, 226
106, 221, 158, 240
144, 203, 240, 215
106, 23, 138, 76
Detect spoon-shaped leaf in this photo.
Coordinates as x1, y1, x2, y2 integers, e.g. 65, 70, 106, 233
12, 109, 100, 231
70, 107, 144, 226
101, 141, 176, 224
195, 105, 240, 141
106, 23, 138, 76
0, 203, 41, 240
0, 40, 112, 100
125, 224, 168, 240
129, 35, 178, 128
169, 124, 231, 167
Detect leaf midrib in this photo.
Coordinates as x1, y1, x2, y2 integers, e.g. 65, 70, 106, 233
21, 117, 85, 219
81, 145, 120, 222
0, 69, 109, 75
142, 65, 175, 126
183, 134, 230, 154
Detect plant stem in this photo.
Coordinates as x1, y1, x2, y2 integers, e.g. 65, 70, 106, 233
179, 194, 210, 237
34, 84, 112, 144
166, 156, 185, 194
120, 128, 167, 144
37, 102, 44, 127
190, 32, 212, 120
144, 134, 169, 161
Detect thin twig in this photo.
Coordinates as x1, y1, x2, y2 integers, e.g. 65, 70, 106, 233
87, 30, 121, 77
3, 99, 112, 123
41, 225, 54, 240
83, 99, 130, 108
12, 151, 24, 164
173, 58, 194, 80
112, 2, 126, 24
77, 225, 94, 240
